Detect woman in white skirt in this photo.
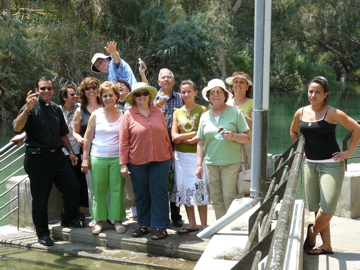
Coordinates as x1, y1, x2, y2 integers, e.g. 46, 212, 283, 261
170, 80, 210, 233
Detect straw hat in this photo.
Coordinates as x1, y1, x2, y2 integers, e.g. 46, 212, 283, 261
225, 74, 253, 86
126, 82, 158, 105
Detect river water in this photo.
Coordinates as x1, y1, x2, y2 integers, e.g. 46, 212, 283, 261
1, 85, 360, 268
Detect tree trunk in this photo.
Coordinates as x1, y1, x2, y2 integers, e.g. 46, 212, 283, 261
0, 0, 11, 18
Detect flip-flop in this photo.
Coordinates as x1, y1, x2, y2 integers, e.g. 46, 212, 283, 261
303, 223, 315, 252
307, 248, 334, 255
177, 227, 199, 234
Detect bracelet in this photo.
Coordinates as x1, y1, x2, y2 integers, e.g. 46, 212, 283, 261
233, 134, 237, 141
69, 151, 74, 155
197, 165, 202, 167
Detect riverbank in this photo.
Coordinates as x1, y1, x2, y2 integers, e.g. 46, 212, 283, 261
0, 204, 215, 270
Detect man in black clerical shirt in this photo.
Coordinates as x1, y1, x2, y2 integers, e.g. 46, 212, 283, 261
13, 76, 85, 247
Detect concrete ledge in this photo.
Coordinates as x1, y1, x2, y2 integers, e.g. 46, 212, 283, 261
51, 221, 209, 261
335, 163, 360, 218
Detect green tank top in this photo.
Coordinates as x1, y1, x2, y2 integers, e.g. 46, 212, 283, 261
174, 104, 205, 153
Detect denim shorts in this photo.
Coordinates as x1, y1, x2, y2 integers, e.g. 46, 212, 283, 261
304, 161, 344, 215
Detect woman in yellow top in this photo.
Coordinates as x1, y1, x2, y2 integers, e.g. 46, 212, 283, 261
170, 80, 210, 233
226, 72, 253, 169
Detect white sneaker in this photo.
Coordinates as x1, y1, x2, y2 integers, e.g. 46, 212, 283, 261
129, 206, 137, 218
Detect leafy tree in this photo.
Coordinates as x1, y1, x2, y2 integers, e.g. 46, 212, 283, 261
0, 13, 50, 122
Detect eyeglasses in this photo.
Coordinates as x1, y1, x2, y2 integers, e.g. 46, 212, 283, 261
160, 76, 174, 80
209, 90, 224, 96
102, 94, 114, 99
39, 87, 54, 91
85, 85, 98, 91
117, 83, 126, 87
69, 93, 77, 97
133, 91, 150, 97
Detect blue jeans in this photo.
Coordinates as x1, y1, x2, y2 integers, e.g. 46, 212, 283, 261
128, 159, 171, 229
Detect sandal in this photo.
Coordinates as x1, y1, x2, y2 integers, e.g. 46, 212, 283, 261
89, 219, 96, 228
132, 226, 149, 237
92, 224, 103, 235
151, 229, 168, 240
115, 224, 126, 234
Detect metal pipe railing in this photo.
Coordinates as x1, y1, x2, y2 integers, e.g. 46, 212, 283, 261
265, 136, 305, 269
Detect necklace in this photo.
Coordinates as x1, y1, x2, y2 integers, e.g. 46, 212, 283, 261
179, 106, 198, 132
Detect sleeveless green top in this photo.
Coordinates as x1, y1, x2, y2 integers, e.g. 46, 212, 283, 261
174, 104, 206, 153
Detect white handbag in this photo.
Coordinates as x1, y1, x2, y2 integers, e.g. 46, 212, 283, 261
237, 144, 251, 195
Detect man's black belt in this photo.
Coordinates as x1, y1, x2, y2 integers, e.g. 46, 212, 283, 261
27, 147, 62, 154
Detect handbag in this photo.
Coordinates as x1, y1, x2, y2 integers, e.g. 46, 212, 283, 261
237, 144, 251, 195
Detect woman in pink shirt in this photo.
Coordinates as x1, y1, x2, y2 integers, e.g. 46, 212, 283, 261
120, 82, 173, 240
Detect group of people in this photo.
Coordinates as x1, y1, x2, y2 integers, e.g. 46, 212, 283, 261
12, 40, 360, 255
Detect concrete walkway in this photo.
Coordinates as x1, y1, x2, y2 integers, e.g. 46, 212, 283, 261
1, 201, 360, 269
303, 210, 360, 270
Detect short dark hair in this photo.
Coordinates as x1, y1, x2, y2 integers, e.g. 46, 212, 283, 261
115, 79, 131, 92
36, 76, 53, 88
59, 85, 76, 106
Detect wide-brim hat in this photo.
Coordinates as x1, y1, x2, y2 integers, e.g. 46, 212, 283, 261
202, 79, 233, 102
126, 82, 158, 105
225, 74, 253, 86
91, 53, 112, 73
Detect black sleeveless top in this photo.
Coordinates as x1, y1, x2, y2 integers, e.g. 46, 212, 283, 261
80, 107, 91, 137
300, 107, 340, 160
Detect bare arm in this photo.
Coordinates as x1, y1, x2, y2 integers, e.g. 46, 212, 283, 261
73, 108, 84, 147
105, 41, 121, 65
81, 114, 96, 174
139, 59, 149, 84
14, 91, 37, 132
195, 139, 205, 179
331, 109, 360, 163
290, 109, 302, 143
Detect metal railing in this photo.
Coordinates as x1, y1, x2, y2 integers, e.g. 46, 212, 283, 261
0, 141, 28, 230
231, 136, 305, 269
342, 120, 360, 170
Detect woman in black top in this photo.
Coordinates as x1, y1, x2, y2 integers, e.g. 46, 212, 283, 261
73, 77, 103, 227
290, 76, 360, 255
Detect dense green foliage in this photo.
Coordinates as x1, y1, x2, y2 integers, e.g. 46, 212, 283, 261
0, 0, 359, 121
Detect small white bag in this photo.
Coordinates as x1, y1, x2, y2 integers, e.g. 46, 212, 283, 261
237, 144, 251, 195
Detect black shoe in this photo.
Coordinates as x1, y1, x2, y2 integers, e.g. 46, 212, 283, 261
172, 219, 184, 227
61, 219, 86, 228
38, 236, 54, 246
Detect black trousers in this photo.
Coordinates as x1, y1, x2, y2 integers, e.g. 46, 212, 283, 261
68, 154, 89, 208
24, 150, 80, 238
170, 201, 182, 221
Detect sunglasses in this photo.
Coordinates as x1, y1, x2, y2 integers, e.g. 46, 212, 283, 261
69, 93, 77, 97
39, 87, 54, 91
133, 91, 150, 97
85, 85, 98, 91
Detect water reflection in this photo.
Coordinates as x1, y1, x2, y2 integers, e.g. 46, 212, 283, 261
0, 245, 168, 269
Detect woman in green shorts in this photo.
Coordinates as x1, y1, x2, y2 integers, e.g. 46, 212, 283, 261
290, 76, 360, 255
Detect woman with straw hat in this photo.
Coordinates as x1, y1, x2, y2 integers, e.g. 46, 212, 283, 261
120, 82, 174, 240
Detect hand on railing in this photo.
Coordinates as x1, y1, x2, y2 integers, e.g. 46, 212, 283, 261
10, 132, 26, 145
